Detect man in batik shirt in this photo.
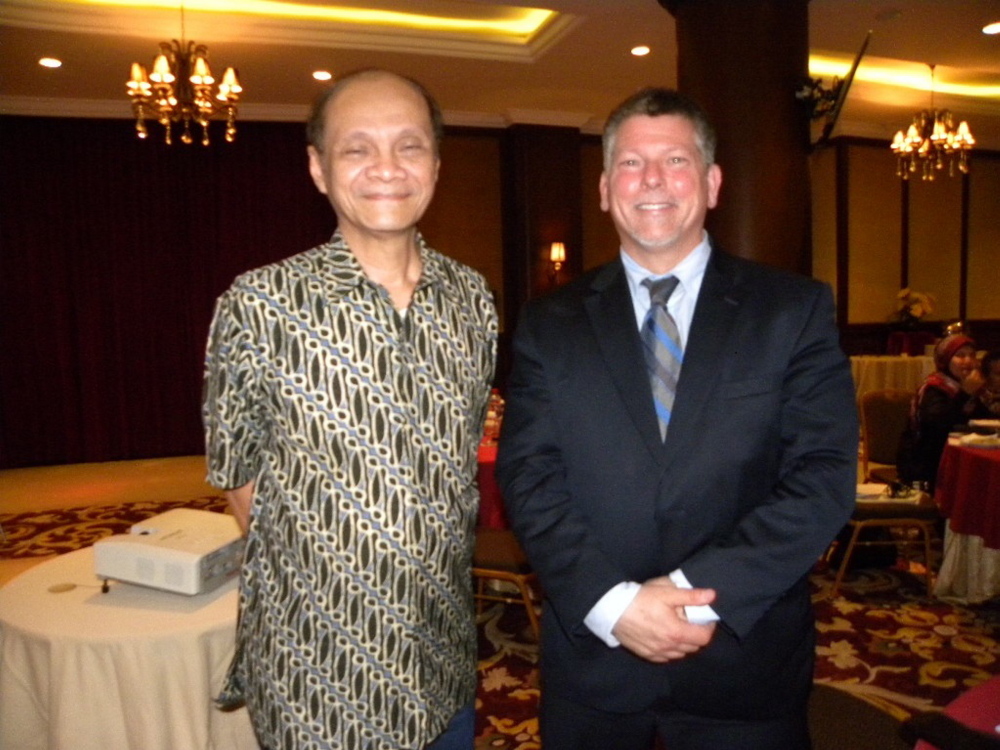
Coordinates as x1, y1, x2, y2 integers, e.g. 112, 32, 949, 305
203, 69, 497, 750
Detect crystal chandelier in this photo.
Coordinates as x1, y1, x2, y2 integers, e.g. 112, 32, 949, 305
126, 6, 242, 146
890, 65, 974, 181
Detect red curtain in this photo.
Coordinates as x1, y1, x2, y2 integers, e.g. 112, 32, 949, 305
0, 116, 333, 468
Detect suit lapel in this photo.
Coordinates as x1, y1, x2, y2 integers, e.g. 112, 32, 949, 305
582, 250, 744, 465
584, 262, 665, 457
662, 250, 742, 459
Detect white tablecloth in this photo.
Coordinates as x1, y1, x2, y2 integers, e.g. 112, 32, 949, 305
935, 527, 1000, 604
0, 547, 256, 750
850, 355, 934, 399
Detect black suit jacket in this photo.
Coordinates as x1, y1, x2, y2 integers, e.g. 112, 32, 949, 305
495, 245, 858, 719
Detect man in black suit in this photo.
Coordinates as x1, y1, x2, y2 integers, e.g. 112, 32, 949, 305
495, 88, 857, 749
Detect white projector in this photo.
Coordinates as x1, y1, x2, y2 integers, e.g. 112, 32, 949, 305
94, 508, 245, 595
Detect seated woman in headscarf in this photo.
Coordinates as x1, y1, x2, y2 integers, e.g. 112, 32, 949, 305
897, 334, 985, 490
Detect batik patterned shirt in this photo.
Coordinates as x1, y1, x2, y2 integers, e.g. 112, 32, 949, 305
203, 231, 497, 750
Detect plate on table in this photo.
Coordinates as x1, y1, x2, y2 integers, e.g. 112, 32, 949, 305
969, 419, 1000, 430
856, 483, 889, 500
959, 433, 1000, 449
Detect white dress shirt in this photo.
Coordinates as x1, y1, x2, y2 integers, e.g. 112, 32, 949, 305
584, 234, 720, 647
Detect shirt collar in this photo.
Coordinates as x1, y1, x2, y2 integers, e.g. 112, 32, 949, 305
320, 230, 451, 301
620, 231, 712, 302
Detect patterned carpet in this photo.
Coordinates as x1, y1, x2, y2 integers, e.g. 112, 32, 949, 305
475, 568, 1000, 749
0, 495, 230, 560
812, 567, 1000, 721
3, 498, 999, 749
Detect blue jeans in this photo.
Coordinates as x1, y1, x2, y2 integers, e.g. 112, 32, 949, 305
425, 703, 475, 750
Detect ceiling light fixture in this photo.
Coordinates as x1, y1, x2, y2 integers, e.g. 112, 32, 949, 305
39, 58, 63, 69
890, 64, 974, 181
631, 45, 650, 57
126, 2, 242, 145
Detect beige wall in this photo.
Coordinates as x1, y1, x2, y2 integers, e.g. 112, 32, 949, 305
846, 145, 904, 324
968, 156, 1000, 320
811, 140, 999, 326
909, 174, 963, 321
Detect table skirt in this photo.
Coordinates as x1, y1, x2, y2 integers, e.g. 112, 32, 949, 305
0, 548, 256, 750
934, 527, 1000, 604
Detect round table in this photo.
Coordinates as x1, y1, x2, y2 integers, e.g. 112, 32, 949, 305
933, 442, 1000, 603
0, 547, 256, 750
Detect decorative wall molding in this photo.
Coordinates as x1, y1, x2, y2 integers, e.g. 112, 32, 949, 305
0, 95, 604, 132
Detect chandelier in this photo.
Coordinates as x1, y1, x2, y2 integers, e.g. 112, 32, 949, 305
890, 65, 974, 181
126, 6, 242, 146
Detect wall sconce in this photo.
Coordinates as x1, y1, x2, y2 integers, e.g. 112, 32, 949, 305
549, 241, 566, 282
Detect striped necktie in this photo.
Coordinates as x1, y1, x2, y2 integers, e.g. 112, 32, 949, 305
642, 276, 683, 440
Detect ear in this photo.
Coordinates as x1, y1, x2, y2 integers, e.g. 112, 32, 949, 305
307, 146, 329, 195
706, 164, 722, 209
599, 171, 610, 212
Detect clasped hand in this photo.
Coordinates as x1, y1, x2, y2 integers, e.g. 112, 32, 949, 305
962, 369, 986, 396
611, 576, 717, 663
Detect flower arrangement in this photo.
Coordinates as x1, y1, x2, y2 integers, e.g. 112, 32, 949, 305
895, 288, 935, 325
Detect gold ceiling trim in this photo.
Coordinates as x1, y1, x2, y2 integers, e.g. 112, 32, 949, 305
809, 54, 1000, 100
77, 0, 555, 37
0, 0, 575, 61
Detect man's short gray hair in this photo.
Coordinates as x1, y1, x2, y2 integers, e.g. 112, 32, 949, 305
602, 88, 717, 170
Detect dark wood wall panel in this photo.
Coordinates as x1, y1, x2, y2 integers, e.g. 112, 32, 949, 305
0, 116, 333, 467
3, 116, 996, 468
0, 117, 506, 468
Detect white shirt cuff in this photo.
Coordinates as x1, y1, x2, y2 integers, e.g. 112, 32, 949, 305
584, 581, 641, 647
669, 568, 720, 625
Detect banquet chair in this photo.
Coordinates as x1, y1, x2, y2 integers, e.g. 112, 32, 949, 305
830, 489, 940, 597
859, 388, 914, 484
472, 527, 540, 641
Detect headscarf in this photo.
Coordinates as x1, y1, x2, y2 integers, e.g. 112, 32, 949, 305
933, 334, 976, 374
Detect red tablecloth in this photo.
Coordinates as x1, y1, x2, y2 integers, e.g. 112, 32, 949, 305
477, 443, 506, 528
914, 675, 1000, 750
936, 443, 1000, 549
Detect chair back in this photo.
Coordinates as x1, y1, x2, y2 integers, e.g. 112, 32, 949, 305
859, 388, 914, 478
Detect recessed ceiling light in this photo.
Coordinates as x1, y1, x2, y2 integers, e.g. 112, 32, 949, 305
631, 46, 650, 57
39, 57, 62, 68
984, 21, 1000, 35
313, 71, 332, 82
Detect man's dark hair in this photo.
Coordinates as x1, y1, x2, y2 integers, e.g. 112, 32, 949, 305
306, 68, 444, 154
982, 350, 1000, 379
602, 87, 717, 169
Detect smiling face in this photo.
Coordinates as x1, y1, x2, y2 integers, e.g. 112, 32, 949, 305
599, 113, 721, 273
307, 72, 440, 248
948, 344, 978, 381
